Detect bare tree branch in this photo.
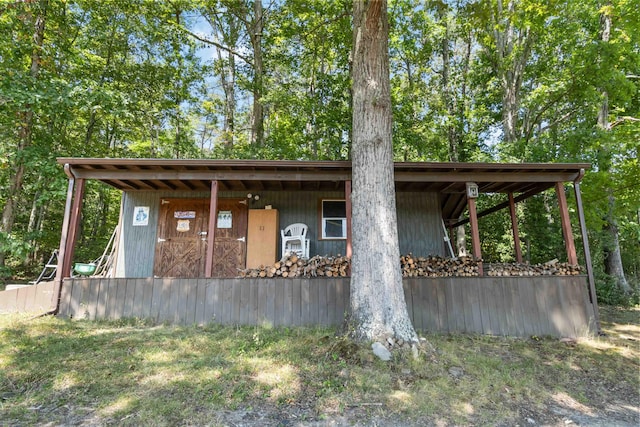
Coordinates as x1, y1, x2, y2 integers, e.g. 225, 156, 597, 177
610, 116, 640, 128
169, 21, 254, 67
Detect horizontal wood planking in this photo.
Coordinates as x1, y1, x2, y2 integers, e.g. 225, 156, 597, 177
0, 281, 56, 314
57, 276, 596, 337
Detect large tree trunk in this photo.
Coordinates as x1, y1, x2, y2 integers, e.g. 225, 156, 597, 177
350, 0, 417, 344
597, 7, 630, 295
604, 194, 631, 293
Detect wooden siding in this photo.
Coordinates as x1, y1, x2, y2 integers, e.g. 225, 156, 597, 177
0, 281, 56, 314
397, 192, 445, 256
117, 191, 445, 278
58, 276, 595, 337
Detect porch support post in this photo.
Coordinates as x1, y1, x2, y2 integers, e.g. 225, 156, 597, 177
574, 180, 601, 332
205, 180, 219, 277
555, 182, 578, 265
466, 183, 483, 275
345, 180, 352, 259
508, 192, 523, 263
61, 177, 85, 279
52, 165, 76, 311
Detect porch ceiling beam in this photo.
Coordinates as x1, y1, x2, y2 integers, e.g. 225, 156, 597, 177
393, 171, 582, 183
71, 169, 353, 182
130, 180, 156, 190
449, 187, 545, 228
70, 168, 583, 185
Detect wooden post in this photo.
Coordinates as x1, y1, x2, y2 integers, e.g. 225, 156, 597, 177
466, 182, 483, 275
574, 180, 601, 332
508, 192, 523, 263
345, 180, 352, 259
555, 182, 578, 265
52, 165, 76, 312
61, 177, 85, 278
205, 180, 219, 277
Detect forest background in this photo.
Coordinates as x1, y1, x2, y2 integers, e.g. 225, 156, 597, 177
0, 0, 638, 305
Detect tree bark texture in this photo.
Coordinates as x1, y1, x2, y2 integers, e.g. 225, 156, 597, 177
604, 194, 631, 293
350, 0, 417, 343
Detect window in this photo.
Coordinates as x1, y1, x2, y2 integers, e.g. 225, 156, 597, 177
320, 199, 347, 239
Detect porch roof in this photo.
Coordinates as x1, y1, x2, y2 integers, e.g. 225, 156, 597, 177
57, 158, 589, 221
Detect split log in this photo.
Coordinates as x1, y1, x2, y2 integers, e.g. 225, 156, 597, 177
238, 253, 582, 279
400, 254, 481, 278
237, 254, 351, 279
486, 261, 581, 277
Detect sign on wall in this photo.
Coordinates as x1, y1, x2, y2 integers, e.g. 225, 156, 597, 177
176, 219, 190, 232
174, 211, 196, 219
217, 210, 232, 228
133, 206, 149, 226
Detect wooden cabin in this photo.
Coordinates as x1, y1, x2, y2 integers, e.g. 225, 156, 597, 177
0, 159, 599, 337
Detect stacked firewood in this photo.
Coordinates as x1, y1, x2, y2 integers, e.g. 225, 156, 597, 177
400, 254, 480, 277
487, 259, 581, 277
239, 254, 581, 279
237, 254, 350, 279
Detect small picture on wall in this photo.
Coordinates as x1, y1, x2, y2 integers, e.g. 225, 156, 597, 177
133, 206, 149, 226
176, 219, 190, 232
217, 210, 232, 228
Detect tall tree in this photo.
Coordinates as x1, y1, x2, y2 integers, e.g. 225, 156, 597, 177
350, 0, 417, 344
597, 2, 631, 294
179, 0, 267, 149
264, 0, 352, 160
0, 0, 48, 271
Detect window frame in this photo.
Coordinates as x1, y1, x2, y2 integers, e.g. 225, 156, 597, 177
318, 199, 347, 240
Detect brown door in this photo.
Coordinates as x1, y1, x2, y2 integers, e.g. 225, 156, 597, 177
211, 199, 248, 277
153, 198, 209, 278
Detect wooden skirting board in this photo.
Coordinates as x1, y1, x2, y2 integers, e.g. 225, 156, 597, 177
0, 281, 56, 314
56, 276, 596, 338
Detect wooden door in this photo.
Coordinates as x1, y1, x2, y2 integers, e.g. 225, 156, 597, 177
246, 209, 279, 268
210, 199, 248, 277
154, 198, 209, 278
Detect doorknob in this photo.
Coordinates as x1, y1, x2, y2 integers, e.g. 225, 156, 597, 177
237, 236, 246, 242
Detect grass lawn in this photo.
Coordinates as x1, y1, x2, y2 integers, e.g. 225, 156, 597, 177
1, 306, 638, 426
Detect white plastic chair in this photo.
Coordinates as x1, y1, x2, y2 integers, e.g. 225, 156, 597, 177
281, 223, 309, 258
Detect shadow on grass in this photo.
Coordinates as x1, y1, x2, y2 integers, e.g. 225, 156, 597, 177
0, 307, 638, 426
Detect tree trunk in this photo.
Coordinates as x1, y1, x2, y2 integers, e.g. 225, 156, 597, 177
491, 0, 532, 146
604, 195, 631, 293
597, 6, 630, 295
209, 10, 239, 150
0, 1, 46, 270
350, 0, 417, 344
218, 44, 236, 149
246, 0, 264, 146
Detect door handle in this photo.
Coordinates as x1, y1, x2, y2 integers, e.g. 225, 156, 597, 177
198, 231, 208, 236
237, 236, 246, 242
